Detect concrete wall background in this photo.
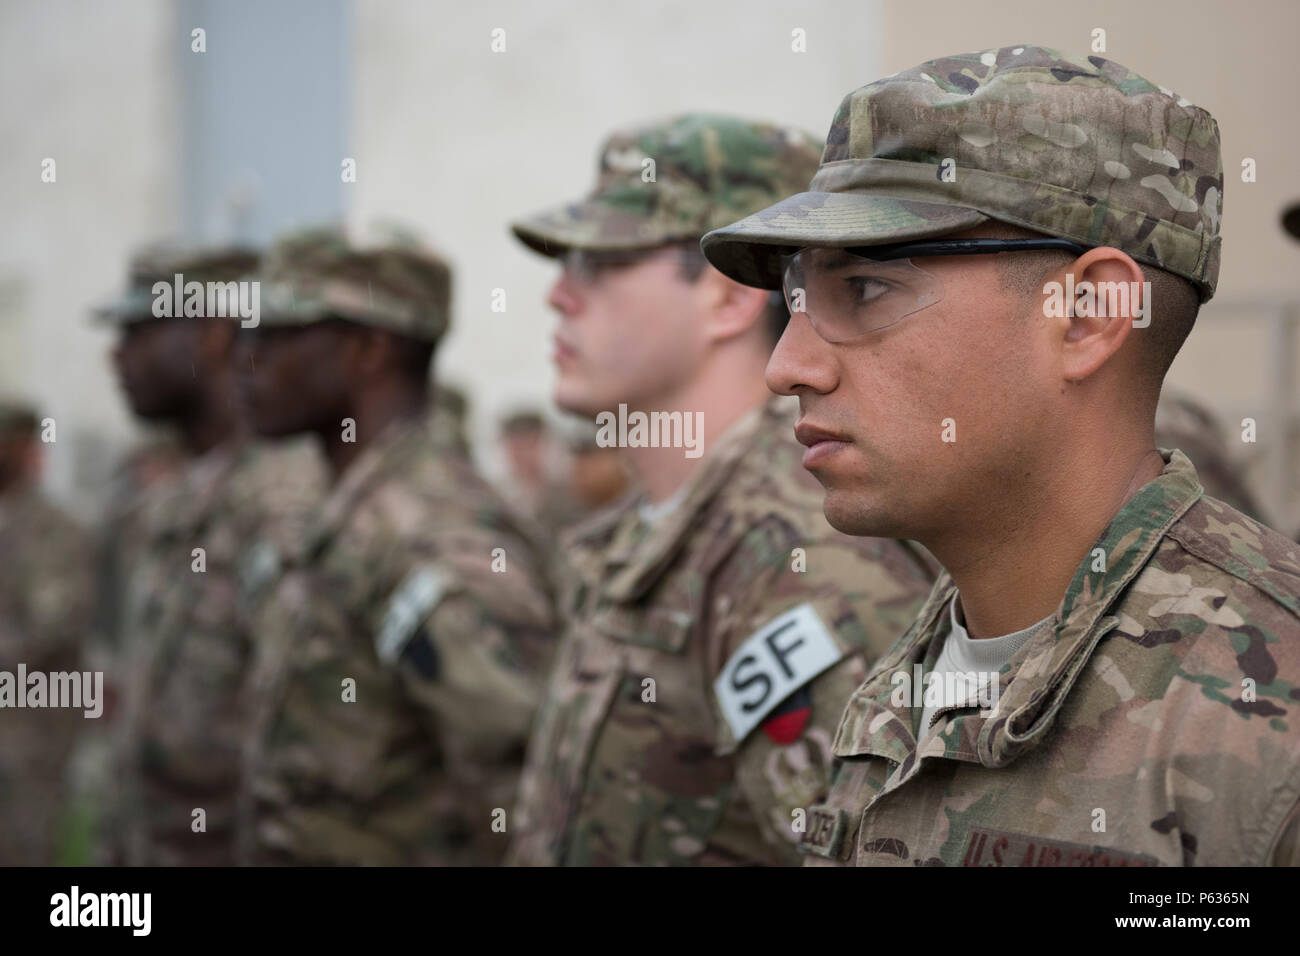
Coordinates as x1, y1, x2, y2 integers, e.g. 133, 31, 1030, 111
1, 0, 178, 517
348, 0, 884, 479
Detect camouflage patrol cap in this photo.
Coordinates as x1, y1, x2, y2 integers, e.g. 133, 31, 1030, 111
511, 113, 822, 256
256, 224, 452, 343
702, 46, 1224, 301
94, 242, 260, 324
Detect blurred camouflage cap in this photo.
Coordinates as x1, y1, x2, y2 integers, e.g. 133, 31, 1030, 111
512, 113, 822, 256
702, 46, 1224, 301
256, 223, 452, 343
94, 242, 260, 324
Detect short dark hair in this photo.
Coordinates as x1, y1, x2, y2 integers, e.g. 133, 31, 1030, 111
984, 222, 1200, 392
675, 242, 789, 347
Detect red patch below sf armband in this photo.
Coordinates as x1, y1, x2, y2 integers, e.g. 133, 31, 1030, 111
762, 686, 813, 744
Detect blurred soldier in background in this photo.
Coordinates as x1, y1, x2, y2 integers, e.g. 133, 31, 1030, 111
1155, 390, 1269, 524
428, 381, 471, 457
506, 114, 937, 866
496, 409, 586, 537
237, 226, 555, 865
95, 433, 184, 658
561, 420, 631, 516
0, 399, 93, 864
94, 244, 326, 865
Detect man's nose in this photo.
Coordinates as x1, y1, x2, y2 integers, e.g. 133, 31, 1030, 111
766, 309, 840, 397
546, 269, 583, 317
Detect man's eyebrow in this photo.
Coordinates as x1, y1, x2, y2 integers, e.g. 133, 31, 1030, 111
816, 250, 862, 270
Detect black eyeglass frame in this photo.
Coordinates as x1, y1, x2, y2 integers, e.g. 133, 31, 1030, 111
836, 236, 1091, 263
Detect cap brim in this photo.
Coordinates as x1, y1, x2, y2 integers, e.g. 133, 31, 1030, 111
701, 192, 989, 289
90, 289, 157, 325
511, 197, 684, 257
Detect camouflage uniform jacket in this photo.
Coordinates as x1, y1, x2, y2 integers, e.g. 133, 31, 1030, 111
0, 486, 93, 864
802, 450, 1300, 867
117, 438, 323, 865
240, 414, 556, 865
507, 396, 936, 866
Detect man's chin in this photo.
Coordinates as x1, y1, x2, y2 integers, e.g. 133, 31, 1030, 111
821, 488, 897, 539
552, 382, 605, 420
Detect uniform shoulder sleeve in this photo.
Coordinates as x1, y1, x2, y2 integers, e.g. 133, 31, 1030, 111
1267, 797, 1300, 866
705, 514, 931, 858
367, 486, 558, 760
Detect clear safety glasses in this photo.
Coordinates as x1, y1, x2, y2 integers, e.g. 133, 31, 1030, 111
781, 237, 1089, 342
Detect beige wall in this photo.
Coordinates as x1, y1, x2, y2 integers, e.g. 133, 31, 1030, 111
0, 0, 179, 517
350, 0, 886, 479
3, 0, 1296, 529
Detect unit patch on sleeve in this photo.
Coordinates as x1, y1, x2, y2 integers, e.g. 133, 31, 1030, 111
714, 602, 844, 743
375, 566, 447, 666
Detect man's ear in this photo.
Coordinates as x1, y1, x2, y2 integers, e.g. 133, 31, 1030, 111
696, 267, 770, 345
1056, 246, 1146, 383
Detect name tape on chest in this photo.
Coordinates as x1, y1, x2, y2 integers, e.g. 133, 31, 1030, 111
961, 827, 1159, 867
713, 602, 843, 743
375, 566, 447, 666
800, 805, 852, 860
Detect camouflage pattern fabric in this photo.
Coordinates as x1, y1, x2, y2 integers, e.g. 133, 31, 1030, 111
239, 414, 555, 865
255, 224, 452, 343
702, 45, 1223, 301
95, 436, 186, 653
71, 435, 185, 866
506, 397, 936, 866
512, 113, 822, 255
0, 486, 94, 865
428, 382, 471, 457
114, 438, 325, 865
801, 451, 1300, 867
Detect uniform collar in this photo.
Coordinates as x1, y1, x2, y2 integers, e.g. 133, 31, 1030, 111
833, 449, 1205, 773
147, 439, 245, 538
567, 396, 790, 603
301, 414, 430, 561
